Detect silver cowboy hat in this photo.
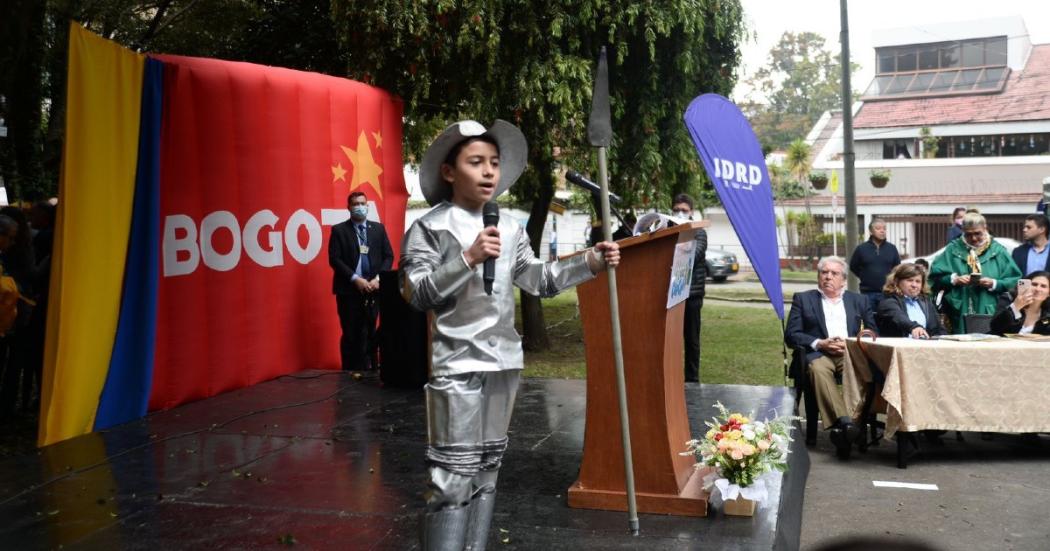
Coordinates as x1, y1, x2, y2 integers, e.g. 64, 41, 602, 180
419, 119, 528, 206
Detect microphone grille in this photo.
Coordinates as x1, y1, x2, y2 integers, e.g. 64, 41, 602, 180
483, 201, 499, 222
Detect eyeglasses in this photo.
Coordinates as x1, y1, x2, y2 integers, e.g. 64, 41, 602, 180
963, 231, 984, 238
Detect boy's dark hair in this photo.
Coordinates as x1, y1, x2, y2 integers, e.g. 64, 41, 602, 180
443, 135, 499, 167
671, 193, 694, 209
1024, 213, 1050, 239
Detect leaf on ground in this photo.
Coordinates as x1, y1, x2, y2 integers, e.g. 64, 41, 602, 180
278, 533, 297, 545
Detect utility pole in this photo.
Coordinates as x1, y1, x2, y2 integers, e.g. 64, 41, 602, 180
840, 0, 859, 291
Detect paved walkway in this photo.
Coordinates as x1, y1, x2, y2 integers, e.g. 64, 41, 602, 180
802, 424, 1050, 550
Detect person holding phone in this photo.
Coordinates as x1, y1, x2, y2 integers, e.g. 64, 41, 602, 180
990, 271, 1050, 335
876, 263, 947, 339
930, 211, 1022, 333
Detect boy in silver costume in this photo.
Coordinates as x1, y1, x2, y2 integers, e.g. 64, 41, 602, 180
401, 120, 620, 551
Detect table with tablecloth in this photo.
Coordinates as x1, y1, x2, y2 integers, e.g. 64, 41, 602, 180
843, 337, 1050, 439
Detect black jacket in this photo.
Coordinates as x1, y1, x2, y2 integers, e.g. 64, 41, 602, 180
785, 289, 877, 379
849, 238, 901, 293
875, 293, 946, 338
690, 229, 707, 299
328, 219, 394, 295
989, 292, 1050, 336
1010, 242, 1050, 277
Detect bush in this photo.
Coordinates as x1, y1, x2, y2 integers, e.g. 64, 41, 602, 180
870, 168, 891, 180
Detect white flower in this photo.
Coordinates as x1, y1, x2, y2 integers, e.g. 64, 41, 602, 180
742, 429, 756, 441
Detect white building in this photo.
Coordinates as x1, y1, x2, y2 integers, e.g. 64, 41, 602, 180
789, 16, 1050, 259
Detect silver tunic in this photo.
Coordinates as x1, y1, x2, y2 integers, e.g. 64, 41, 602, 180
400, 201, 596, 377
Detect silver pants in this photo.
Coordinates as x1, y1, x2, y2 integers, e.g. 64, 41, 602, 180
424, 370, 520, 510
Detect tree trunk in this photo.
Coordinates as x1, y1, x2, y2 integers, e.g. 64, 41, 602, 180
3, 0, 47, 201
520, 156, 554, 352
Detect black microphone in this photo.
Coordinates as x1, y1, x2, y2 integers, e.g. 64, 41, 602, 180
483, 202, 499, 295
565, 170, 621, 204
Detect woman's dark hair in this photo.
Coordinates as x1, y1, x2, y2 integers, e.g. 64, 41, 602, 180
443, 135, 499, 167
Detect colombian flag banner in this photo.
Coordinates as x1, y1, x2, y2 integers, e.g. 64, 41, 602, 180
40, 24, 407, 446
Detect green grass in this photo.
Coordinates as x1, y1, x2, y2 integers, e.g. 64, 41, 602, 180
706, 287, 794, 303
743, 270, 817, 284
519, 289, 787, 386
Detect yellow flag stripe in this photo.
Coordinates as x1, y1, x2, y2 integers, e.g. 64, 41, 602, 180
39, 24, 144, 446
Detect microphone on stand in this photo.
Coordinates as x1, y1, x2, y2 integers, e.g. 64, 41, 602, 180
566, 170, 622, 204
483, 202, 499, 295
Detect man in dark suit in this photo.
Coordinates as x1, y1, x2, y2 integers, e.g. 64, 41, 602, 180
785, 256, 876, 457
1012, 213, 1050, 276
329, 192, 394, 371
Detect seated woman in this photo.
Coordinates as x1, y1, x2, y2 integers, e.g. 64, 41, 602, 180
990, 270, 1050, 336
876, 263, 947, 338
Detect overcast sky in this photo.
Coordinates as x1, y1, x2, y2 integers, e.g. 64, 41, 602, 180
732, 0, 1050, 101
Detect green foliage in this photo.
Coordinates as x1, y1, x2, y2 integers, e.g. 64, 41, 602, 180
2, 0, 348, 201
869, 168, 891, 180
742, 31, 857, 150
774, 178, 808, 200
812, 231, 845, 248
919, 126, 939, 159
808, 170, 827, 184
784, 138, 811, 183
330, 0, 748, 215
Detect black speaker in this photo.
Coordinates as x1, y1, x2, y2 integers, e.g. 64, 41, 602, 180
377, 270, 428, 387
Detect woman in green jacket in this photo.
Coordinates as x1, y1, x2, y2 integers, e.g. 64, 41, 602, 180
929, 211, 1021, 333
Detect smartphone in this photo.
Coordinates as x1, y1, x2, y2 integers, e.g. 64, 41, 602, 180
969, 273, 983, 287
1018, 278, 1032, 297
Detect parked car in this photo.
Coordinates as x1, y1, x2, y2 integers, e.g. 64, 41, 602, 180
905, 237, 1021, 267
706, 248, 739, 282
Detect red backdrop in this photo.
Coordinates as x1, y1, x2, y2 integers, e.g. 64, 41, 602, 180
150, 55, 406, 410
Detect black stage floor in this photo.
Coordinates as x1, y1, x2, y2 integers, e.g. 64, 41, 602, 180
0, 374, 808, 550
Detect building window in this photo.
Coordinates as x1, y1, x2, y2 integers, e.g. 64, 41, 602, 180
926, 133, 1050, 158
883, 139, 914, 159
862, 36, 1009, 100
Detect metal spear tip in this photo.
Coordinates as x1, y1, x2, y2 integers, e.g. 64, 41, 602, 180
588, 46, 612, 148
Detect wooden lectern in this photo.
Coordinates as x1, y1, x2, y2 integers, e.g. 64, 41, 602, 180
568, 221, 711, 517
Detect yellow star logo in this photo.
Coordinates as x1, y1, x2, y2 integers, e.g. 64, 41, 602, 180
331, 162, 347, 183
372, 131, 383, 149
339, 131, 384, 198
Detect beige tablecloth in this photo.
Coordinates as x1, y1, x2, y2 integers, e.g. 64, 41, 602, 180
843, 337, 1050, 438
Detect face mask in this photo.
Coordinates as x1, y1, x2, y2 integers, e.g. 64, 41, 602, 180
671, 210, 691, 223
350, 205, 368, 219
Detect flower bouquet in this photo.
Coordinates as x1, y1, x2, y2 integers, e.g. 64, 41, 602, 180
683, 402, 796, 516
